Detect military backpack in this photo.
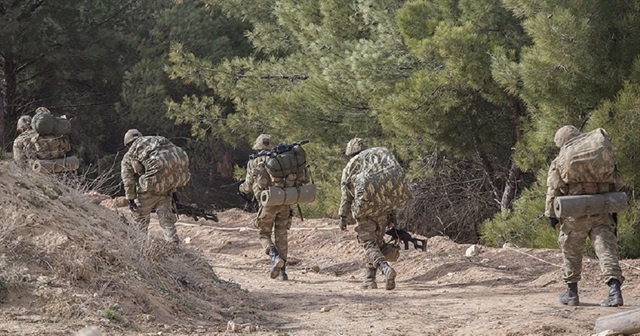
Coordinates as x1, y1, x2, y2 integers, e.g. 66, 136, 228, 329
133, 137, 191, 194
556, 128, 617, 185
351, 147, 411, 218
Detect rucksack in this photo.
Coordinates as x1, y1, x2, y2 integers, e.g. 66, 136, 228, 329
556, 128, 616, 184
351, 147, 411, 218
31, 134, 71, 160
255, 140, 311, 188
32, 111, 71, 136
135, 137, 191, 194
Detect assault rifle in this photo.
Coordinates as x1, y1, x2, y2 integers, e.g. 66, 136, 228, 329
249, 139, 310, 159
385, 227, 426, 252
174, 202, 219, 222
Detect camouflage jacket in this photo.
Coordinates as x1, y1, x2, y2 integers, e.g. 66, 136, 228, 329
121, 135, 180, 200
545, 158, 624, 218
12, 130, 39, 167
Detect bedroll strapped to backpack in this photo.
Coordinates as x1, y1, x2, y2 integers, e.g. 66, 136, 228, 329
351, 147, 411, 218
32, 111, 71, 136
138, 143, 191, 194
556, 128, 616, 184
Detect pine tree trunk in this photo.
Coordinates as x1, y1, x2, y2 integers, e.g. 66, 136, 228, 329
500, 98, 524, 214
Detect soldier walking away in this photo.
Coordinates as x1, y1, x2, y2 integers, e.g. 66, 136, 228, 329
545, 125, 625, 307
121, 129, 191, 245
240, 134, 291, 280
339, 138, 412, 290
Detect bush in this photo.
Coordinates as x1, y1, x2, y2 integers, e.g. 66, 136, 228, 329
481, 168, 558, 249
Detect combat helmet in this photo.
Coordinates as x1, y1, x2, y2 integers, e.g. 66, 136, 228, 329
16, 115, 32, 133
345, 138, 367, 156
124, 129, 143, 146
554, 125, 580, 148
252, 134, 274, 151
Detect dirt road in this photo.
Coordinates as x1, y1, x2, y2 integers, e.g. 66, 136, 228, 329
177, 209, 640, 336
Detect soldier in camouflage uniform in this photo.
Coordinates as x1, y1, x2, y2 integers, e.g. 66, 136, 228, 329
12, 115, 38, 167
545, 125, 625, 307
121, 129, 186, 245
239, 134, 291, 280
339, 138, 398, 290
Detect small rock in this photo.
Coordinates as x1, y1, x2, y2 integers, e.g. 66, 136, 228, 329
502, 243, 515, 248
320, 306, 331, 312
239, 227, 248, 232
311, 266, 320, 273
184, 237, 191, 244
243, 324, 256, 332
226, 320, 238, 333
465, 245, 481, 257
498, 265, 507, 269
75, 326, 103, 336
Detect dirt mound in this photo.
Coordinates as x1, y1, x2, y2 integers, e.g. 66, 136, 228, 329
0, 161, 259, 334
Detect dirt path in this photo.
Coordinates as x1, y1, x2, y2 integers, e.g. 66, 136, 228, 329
177, 210, 640, 336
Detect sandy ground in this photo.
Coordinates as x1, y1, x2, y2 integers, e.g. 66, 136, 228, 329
0, 184, 640, 336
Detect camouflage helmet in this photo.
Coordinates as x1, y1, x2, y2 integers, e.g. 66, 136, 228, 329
554, 125, 580, 148
35, 106, 51, 114
124, 129, 143, 146
16, 115, 32, 132
252, 134, 274, 150
345, 137, 367, 156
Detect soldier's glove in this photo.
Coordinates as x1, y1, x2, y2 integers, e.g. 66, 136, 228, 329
339, 216, 348, 231
548, 217, 559, 230
129, 199, 138, 212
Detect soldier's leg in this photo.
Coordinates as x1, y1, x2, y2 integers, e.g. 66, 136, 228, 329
558, 220, 589, 284
356, 216, 396, 290
590, 218, 624, 284
557, 220, 589, 305
156, 194, 179, 244
273, 206, 291, 281
135, 193, 156, 234
590, 215, 624, 307
273, 206, 290, 261
257, 207, 277, 253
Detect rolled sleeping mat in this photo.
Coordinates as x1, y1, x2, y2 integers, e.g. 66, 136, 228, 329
32, 156, 80, 174
554, 192, 628, 218
260, 185, 317, 207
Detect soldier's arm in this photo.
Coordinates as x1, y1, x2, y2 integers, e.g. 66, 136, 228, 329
121, 154, 138, 200
544, 160, 565, 218
239, 159, 254, 195
338, 160, 357, 218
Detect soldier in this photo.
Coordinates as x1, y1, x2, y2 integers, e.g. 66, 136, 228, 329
12, 115, 37, 167
339, 138, 399, 290
545, 125, 625, 307
239, 134, 290, 280
121, 129, 190, 245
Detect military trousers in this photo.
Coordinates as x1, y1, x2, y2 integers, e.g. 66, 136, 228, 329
355, 214, 389, 269
558, 213, 624, 284
255, 204, 291, 260
135, 192, 179, 244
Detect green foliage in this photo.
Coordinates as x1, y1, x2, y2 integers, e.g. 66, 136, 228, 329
481, 169, 558, 248
617, 201, 640, 259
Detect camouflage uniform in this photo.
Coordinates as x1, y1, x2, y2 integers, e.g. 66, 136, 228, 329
340, 138, 398, 290
121, 133, 188, 244
13, 129, 39, 168
240, 134, 291, 280
545, 125, 624, 307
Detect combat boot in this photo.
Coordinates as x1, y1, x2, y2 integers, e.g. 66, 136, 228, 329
268, 247, 285, 279
361, 267, 377, 289
600, 279, 623, 307
558, 283, 579, 306
378, 261, 397, 290
278, 265, 289, 281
